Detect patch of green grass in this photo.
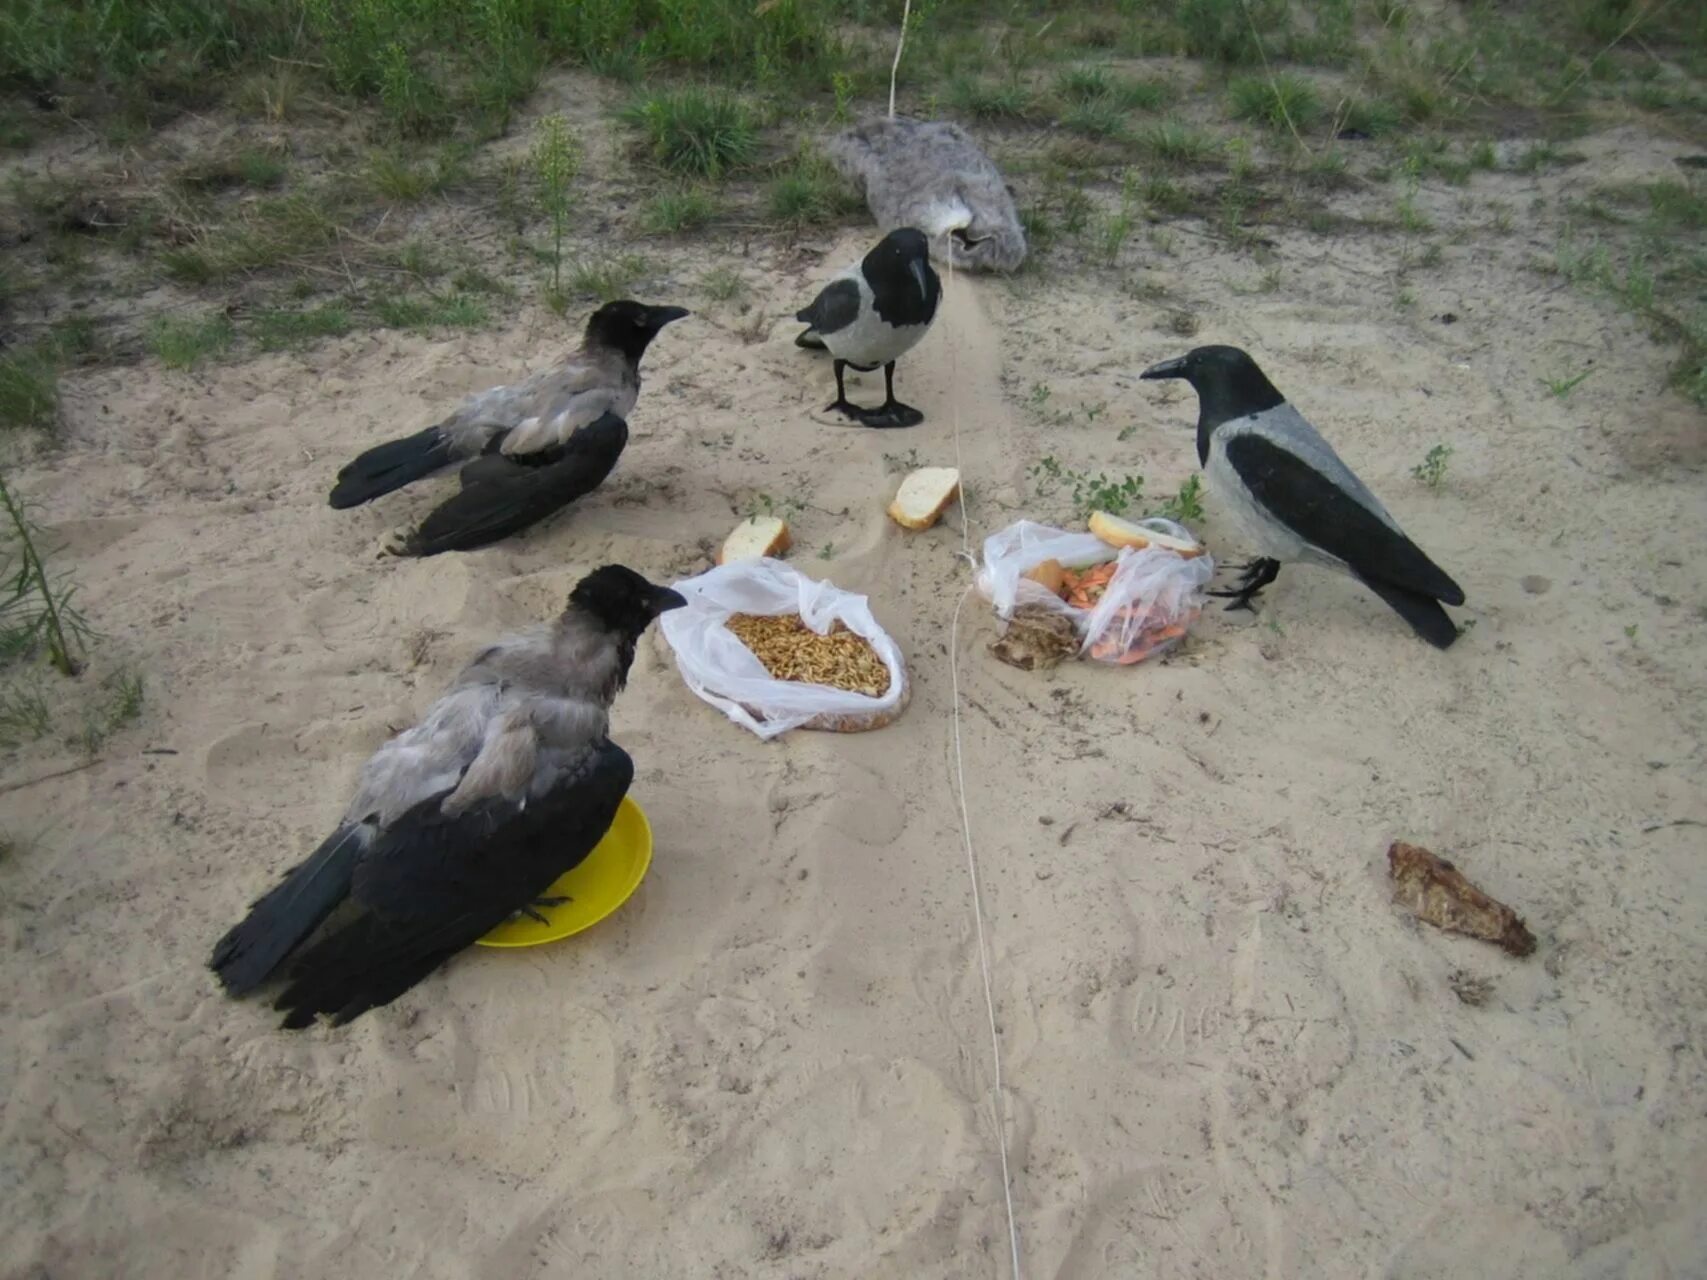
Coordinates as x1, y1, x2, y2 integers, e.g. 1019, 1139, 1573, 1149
176, 147, 287, 192
1646, 181, 1707, 231
1175, 0, 1293, 65
946, 75, 1041, 122
70, 668, 145, 757
373, 292, 489, 331
158, 193, 344, 284
1339, 96, 1403, 137
0, 350, 59, 434
699, 266, 747, 303
622, 89, 759, 179
562, 254, 652, 304
643, 188, 719, 234
1062, 97, 1129, 139
1229, 72, 1322, 132
0, 682, 52, 748
146, 312, 235, 369
1412, 443, 1452, 489
1056, 67, 1174, 112
767, 147, 862, 226
1141, 173, 1194, 214
250, 303, 351, 351
1136, 118, 1220, 168
366, 146, 468, 201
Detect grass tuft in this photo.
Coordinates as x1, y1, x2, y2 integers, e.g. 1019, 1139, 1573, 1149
1229, 72, 1322, 131
622, 89, 759, 179
146, 312, 235, 369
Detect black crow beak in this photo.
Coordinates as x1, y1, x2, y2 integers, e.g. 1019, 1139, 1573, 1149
908, 258, 929, 298
650, 585, 688, 614
649, 306, 690, 327
1140, 356, 1189, 381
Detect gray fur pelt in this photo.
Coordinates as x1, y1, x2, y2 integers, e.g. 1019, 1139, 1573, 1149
824, 117, 1027, 274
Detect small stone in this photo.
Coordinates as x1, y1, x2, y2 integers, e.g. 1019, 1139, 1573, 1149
1521, 575, 1551, 595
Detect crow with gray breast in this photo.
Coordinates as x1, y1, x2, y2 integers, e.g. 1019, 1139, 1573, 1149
208, 564, 686, 1029
327, 300, 687, 554
1141, 345, 1466, 648
795, 227, 940, 429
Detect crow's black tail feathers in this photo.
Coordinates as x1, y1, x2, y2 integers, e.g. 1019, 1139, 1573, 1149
1357, 574, 1461, 649
209, 825, 364, 995
328, 427, 456, 509
272, 914, 466, 1029
396, 413, 628, 557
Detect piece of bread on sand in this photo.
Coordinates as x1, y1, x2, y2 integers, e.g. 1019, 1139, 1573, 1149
887, 467, 961, 531
718, 516, 792, 565
1088, 510, 1205, 558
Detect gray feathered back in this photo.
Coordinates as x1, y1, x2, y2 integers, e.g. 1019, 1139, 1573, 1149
824, 118, 1027, 273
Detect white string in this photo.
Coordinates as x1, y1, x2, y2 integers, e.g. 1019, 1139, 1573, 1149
888, 0, 912, 120
940, 248, 1024, 1280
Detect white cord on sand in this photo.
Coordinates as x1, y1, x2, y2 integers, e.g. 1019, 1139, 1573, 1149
941, 250, 1024, 1280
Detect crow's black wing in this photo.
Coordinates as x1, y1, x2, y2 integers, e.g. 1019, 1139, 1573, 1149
399, 413, 628, 557
794, 277, 862, 337
271, 740, 634, 1028
1226, 433, 1465, 605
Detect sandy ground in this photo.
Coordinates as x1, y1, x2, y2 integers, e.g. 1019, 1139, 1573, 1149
3, 122, 1707, 1278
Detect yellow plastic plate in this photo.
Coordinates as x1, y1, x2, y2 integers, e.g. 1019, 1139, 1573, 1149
475, 795, 653, 948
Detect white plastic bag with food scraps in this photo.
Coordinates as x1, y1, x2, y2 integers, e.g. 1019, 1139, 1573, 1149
659, 558, 908, 740
976, 518, 1215, 664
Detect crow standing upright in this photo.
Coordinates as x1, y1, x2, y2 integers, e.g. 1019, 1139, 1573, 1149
209, 564, 686, 1029
327, 300, 688, 555
1141, 345, 1466, 648
795, 227, 940, 428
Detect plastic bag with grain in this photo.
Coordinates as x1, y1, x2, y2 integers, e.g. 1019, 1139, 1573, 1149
659, 558, 908, 740
976, 519, 1214, 665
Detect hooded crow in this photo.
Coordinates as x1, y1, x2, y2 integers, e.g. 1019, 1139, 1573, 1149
208, 564, 686, 1029
327, 299, 687, 512
794, 227, 940, 428
1141, 345, 1466, 649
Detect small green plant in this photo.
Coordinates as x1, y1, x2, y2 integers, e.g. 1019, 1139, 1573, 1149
644, 189, 719, 234
623, 89, 758, 179
1229, 72, 1322, 131
768, 147, 862, 226
251, 304, 351, 351
946, 75, 1039, 122
367, 147, 467, 202
374, 292, 490, 330
1062, 97, 1128, 139
0, 471, 92, 677
1137, 119, 1219, 167
69, 668, 145, 756
531, 114, 582, 301
0, 349, 58, 434
1543, 368, 1594, 398
562, 254, 651, 305
146, 313, 235, 369
1412, 443, 1453, 489
700, 267, 747, 302
1624, 623, 1638, 640
1158, 474, 1205, 524
0, 683, 51, 748
1030, 456, 1145, 520
818, 542, 835, 560
742, 492, 804, 521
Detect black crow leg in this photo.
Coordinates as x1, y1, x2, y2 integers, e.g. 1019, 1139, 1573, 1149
825, 359, 866, 421
853, 363, 926, 429
512, 896, 570, 926
1209, 557, 1281, 612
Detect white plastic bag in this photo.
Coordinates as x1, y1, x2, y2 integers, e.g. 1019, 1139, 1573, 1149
976, 518, 1215, 665
660, 558, 908, 740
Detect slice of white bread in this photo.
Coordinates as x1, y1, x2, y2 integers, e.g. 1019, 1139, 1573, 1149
887, 467, 961, 531
1088, 510, 1206, 558
717, 516, 792, 565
